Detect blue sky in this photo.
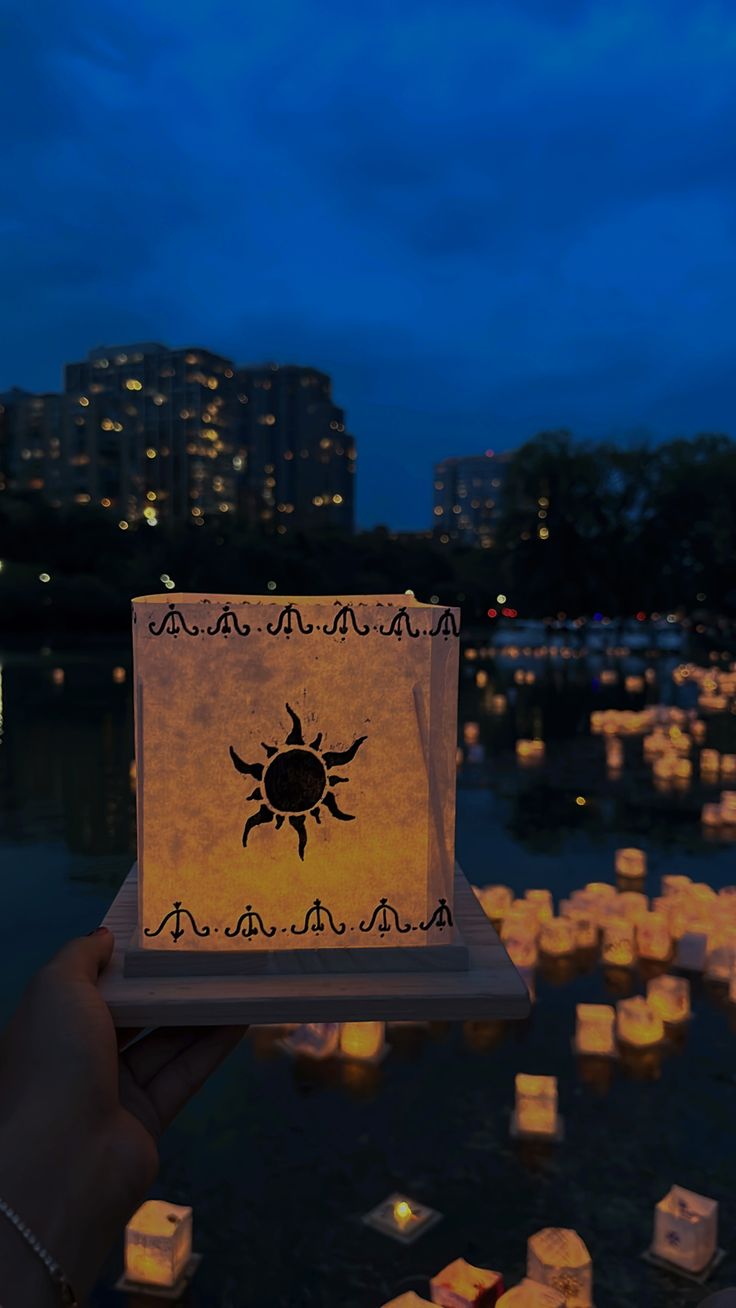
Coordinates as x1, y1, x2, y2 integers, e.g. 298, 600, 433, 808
2, 0, 735, 527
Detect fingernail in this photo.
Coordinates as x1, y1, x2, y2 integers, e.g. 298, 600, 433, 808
87, 926, 110, 936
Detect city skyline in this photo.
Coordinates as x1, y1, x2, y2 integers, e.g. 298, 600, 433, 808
2, 2, 736, 529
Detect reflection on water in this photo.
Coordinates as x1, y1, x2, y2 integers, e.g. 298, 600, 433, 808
1, 644, 736, 1308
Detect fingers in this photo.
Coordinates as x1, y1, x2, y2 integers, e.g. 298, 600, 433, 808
49, 926, 115, 982
144, 1026, 246, 1132
122, 1027, 209, 1086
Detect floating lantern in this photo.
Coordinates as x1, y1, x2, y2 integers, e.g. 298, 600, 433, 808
430, 1257, 504, 1306
363, 1193, 442, 1245
661, 875, 691, 898
526, 1227, 593, 1307
584, 882, 617, 902
616, 996, 664, 1047
617, 892, 649, 924
539, 917, 576, 957
477, 885, 515, 922
652, 1186, 718, 1274
625, 674, 644, 694
131, 594, 459, 960
701, 803, 722, 828
464, 721, 481, 746
492, 694, 507, 714
563, 910, 598, 950
605, 737, 624, 770
600, 669, 618, 686
475, 670, 489, 689
512, 1074, 560, 1140
339, 1021, 386, 1063
647, 975, 691, 1023
615, 848, 646, 880
700, 749, 721, 777
124, 1200, 194, 1289
524, 889, 554, 923
113, 665, 126, 684
496, 1281, 564, 1307
51, 667, 64, 686
602, 919, 636, 968
722, 755, 736, 781
721, 792, 736, 824
574, 1003, 616, 1057
705, 934, 735, 983
516, 739, 545, 766
637, 912, 672, 961
501, 920, 538, 969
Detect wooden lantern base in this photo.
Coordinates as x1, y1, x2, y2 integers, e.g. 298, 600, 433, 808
641, 1246, 727, 1285
98, 866, 530, 1027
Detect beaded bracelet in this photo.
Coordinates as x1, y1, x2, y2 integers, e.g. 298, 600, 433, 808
0, 1195, 78, 1306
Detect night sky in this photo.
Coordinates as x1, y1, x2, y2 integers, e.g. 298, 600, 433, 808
2, 1, 735, 528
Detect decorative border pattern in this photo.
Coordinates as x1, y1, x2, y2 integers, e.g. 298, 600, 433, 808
143, 895, 454, 945
138, 601, 460, 641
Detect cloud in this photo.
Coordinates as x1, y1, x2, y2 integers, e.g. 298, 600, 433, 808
1, 0, 735, 526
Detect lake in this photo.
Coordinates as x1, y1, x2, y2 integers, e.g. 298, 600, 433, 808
0, 642, 734, 1307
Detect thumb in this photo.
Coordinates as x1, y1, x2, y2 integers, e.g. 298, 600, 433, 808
51, 926, 115, 983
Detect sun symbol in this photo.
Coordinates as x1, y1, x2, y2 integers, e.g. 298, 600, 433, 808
229, 703, 367, 860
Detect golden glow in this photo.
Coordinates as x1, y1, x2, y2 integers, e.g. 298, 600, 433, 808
125, 379, 143, 391
393, 1200, 413, 1228
118, 520, 129, 530
333, 493, 343, 504
146, 448, 157, 459
125, 1200, 192, 1289
79, 396, 89, 406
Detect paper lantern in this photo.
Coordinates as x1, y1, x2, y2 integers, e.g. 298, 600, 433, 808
616, 996, 664, 1047
702, 802, 722, 828
516, 739, 545, 766
492, 694, 507, 714
615, 848, 646, 879
524, 889, 554, 923
501, 920, 539, 968
477, 885, 515, 922
602, 918, 636, 967
513, 1074, 559, 1139
705, 934, 735, 982
430, 1257, 504, 1307
647, 975, 690, 1024
565, 911, 598, 950
661, 875, 691, 898
496, 1280, 564, 1307
124, 1200, 193, 1288
700, 749, 720, 775
722, 755, 736, 780
636, 912, 672, 961
132, 595, 458, 956
464, 721, 481, 746
339, 1021, 386, 1062
652, 1186, 718, 1273
381, 1295, 434, 1308
363, 1193, 442, 1245
527, 1228, 593, 1307
539, 917, 576, 957
617, 891, 649, 924
574, 1004, 616, 1056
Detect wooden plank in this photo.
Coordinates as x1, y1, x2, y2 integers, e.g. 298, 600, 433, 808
98, 867, 530, 1026
124, 936, 470, 977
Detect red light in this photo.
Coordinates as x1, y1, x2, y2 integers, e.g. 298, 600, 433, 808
502, 606, 513, 617
487, 607, 497, 618
636, 611, 646, 621
484, 449, 495, 458
508, 608, 518, 618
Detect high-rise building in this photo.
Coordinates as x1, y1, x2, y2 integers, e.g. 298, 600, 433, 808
0, 346, 356, 533
64, 342, 241, 527
432, 451, 513, 547
235, 363, 356, 533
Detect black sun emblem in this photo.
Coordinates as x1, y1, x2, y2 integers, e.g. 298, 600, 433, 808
229, 704, 366, 860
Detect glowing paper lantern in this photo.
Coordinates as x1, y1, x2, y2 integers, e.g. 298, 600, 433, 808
636, 912, 672, 961
661, 875, 691, 898
430, 1257, 504, 1306
496, 1281, 564, 1307
564, 911, 598, 950
722, 755, 736, 781
339, 1021, 386, 1062
477, 885, 514, 922
492, 694, 507, 714
527, 1228, 593, 1307
124, 1200, 193, 1288
132, 595, 459, 955
513, 1074, 560, 1140
700, 749, 721, 776
602, 919, 636, 968
617, 891, 649, 924
516, 739, 545, 766
721, 792, 736, 824
652, 1186, 718, 1273
615, 848, 646, 879
616, 996, 664, 1047
647, 975, 690, 1024
363, 1193, 442, 1245
524, 889, 554, 923
501, 920, 538, 968
705, 934, 735, 982
574, 1004, 616, 1056
539, 917, 576, 957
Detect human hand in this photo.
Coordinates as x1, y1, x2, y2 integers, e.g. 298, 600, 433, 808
0, 927, 245, 1304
